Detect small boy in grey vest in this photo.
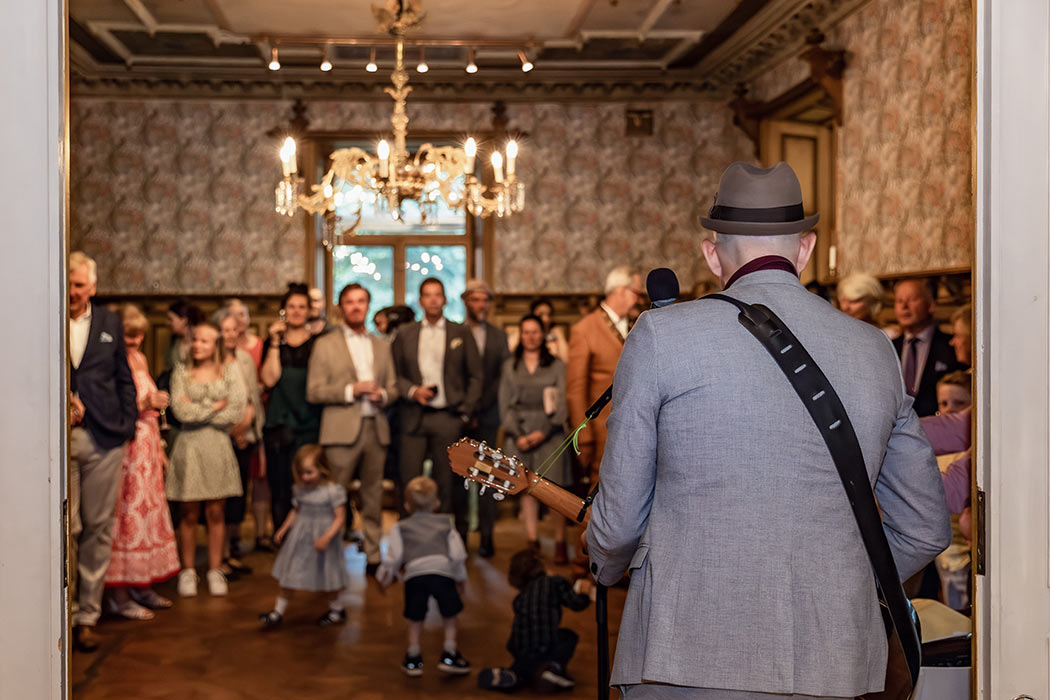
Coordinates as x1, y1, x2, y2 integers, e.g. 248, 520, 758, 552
378, 476, 470, 677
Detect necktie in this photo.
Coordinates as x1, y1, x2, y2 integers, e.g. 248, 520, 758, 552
903, 337, 919, 396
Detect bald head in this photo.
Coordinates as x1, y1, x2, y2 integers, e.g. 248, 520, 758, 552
700, 232, 817, 286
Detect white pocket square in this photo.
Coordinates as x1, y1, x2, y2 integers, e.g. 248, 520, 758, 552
450, 337, 463, 350
934, 361, 948, 372
99, 331, 114, 343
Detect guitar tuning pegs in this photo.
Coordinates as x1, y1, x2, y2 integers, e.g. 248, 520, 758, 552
463, 479, 471, 491
492, 492, 505, 501
503, 480, 512, 490
479, 485, 487, 496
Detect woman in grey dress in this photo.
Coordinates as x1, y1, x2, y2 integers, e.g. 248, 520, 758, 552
499, 314, 571, 563
167, 321, 246, 597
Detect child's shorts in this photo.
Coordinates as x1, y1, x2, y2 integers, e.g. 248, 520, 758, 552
403, 574, 463, 622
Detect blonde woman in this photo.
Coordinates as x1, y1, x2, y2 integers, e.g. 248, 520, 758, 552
835, 273, 886, 327
167, 321, 246, 597
103, 305, 179, 619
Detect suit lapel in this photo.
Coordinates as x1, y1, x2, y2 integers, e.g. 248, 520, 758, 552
334, 329, 358, 382
597, 309, 625, 346
370, 335, 386, 381
82, 302, 103, 366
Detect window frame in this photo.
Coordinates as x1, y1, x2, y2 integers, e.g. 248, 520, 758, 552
301, 130, 496, 308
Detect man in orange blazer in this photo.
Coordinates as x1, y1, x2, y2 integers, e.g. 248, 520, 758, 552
566, 266, 642, 480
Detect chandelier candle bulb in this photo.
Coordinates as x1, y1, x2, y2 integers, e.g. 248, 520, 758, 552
505, 140, 517, 178
491, 151, 504, 184
377, 140, 390, 178
464, 138, 477, 174
280, 137, 297, 176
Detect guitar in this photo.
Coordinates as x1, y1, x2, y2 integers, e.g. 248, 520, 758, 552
446, 437, 589, 524
447, 436, 920, 700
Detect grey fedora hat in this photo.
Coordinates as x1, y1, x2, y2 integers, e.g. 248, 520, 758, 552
699, 161, 820, 235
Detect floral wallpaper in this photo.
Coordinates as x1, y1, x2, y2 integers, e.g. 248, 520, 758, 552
831, 0, 972, 276
70, 98, 751, 295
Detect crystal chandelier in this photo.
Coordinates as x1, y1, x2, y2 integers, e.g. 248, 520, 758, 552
274, 40, 525, 241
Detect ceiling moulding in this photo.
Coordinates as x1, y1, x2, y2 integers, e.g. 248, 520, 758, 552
694, 0, 872, 88
70, 72, 727, 103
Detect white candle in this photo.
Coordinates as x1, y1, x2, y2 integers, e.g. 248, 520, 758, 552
491, 151, 503, 184
281, 137, 297, 176
464, 138, 477, 175
505, 140, 517, 178
377, 140, 390, 178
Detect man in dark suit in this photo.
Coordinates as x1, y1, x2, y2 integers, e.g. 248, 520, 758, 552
462, 279, 509, 557
68, 252, 137, 652
392, 278, 483, 543
892, 279, 967, 417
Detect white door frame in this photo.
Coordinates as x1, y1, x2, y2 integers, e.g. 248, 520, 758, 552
975, 1, 1050, 699
0, 0, 68, 697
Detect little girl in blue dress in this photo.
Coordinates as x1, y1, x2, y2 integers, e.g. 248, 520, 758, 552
259, 444, 350, 627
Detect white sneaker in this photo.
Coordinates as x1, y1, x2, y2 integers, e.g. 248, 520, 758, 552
206, 569, 228, 596
177, 569, 198, 598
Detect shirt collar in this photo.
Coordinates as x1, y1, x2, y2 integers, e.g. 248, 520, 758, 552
343, 324, 369, 339
724, 256, 798, 290
904, 322, 936, 344
599, 302, 623, 325
71, 303, 93, 324
422, 317, 446, 331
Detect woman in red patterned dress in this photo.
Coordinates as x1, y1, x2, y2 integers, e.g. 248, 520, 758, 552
103, 305, 180, 619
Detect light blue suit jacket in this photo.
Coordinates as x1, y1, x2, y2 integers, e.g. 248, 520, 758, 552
587, 270, 951, 698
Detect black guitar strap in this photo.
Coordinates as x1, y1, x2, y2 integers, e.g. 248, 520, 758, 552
705, 293, 921, 694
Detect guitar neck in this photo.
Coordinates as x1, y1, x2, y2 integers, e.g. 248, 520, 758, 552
525, 472, 589, 524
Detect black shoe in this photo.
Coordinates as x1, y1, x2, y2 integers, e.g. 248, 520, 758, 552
258, 610, 283, 628
72, 625, 100, 653
478, 534, 495, 559
477, 667, 518, 691
438, 649, 471, 675
537, 663, 574, 690
365, 562, 380, 577
224, 557, 253, 575
317, 609, 346, 627
401, 652, 424, 677
254, 537, 276, 553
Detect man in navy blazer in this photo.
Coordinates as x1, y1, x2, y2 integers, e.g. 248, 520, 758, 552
68, 252, 137, 653
891, 279, 967, 417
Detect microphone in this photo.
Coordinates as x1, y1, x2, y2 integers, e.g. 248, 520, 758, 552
646, 267, 680, 309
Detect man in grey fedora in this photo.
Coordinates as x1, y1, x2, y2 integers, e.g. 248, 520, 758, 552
586, 162, 951, 699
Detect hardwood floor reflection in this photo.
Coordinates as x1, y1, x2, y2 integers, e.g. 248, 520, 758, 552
71, 514, 625, 699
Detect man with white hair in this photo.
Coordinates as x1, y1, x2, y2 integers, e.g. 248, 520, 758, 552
68, 251, 138, 652
566, 265, 642, 481
587, 162, 950, 698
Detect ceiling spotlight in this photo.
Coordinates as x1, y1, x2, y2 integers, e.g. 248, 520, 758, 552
465, 48, 478, 74
268, 47, 280, 71
366, 47, 378, 72
320, 44, 332, 72
518, 50, 533, 72
416, 48, 428, 73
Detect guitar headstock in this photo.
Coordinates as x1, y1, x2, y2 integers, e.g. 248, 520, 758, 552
447, 438, 531, 500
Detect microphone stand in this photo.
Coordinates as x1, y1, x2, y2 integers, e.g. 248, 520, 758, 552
574, 388, 612, 700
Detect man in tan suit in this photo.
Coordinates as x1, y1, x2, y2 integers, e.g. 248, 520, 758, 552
567, 266, 642, 480
307, 283, 398, 572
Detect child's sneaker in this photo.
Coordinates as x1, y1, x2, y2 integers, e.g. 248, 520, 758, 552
206, 568, 228, 596
316, 609, 346, 627
537, 662, 575, 691
477, 667, 518, 691
401, 652, 424, 677
438, 649, 471, 675
177, 569, 198, 598
258, 610, 283, 628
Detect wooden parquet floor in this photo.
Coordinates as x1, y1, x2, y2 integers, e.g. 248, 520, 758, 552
71, 514, 626, 700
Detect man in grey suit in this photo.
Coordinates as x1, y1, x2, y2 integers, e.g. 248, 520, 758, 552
462, 278, 510, 557
307, 283, 398, 573
392, 277, 483, 543
587, 162, 951, 699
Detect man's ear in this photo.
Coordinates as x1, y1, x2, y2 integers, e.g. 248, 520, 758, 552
701, 238, 722, 279
795, 232, 818, 272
